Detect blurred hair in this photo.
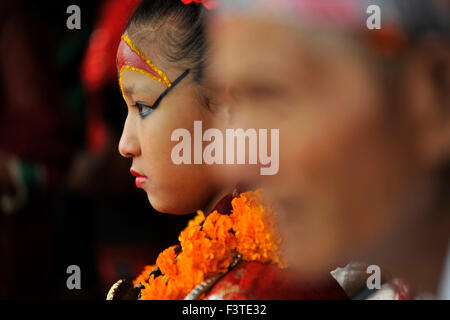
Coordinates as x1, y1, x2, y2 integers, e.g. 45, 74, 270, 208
368, 0, 450, 215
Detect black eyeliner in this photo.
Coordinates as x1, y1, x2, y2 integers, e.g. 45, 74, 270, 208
138, 69, 191, 119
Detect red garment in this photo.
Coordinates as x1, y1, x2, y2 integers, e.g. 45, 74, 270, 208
206, 261, 348, 300
204, 190, 348, 300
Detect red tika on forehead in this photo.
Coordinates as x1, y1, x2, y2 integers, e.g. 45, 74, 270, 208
117, 34, 172, 95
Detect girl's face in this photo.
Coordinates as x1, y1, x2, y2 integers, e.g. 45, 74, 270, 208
208, 17, 435, 276
118, 34, 218, 214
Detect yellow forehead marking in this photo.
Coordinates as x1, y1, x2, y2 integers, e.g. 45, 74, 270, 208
119, 34, 172, 104
121, 34, 172, 87
119, 66, 168, 104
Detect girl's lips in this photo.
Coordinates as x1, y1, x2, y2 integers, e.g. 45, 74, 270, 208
134, 176, 149, 187
130, 169, 149, 188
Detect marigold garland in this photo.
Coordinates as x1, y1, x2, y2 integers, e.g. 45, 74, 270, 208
133, 190, 285, 300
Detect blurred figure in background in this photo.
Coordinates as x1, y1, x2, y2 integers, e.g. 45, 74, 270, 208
207, 0, 449, 299
0, 0, 74, 298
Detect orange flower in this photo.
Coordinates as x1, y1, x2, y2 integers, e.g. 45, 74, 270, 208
203, 210, 237, 249
231, 190, 285, 267
156, 245, 178, 278
133, 265, 155, 287
134, 190, 285, 300
187, 210, 205, 228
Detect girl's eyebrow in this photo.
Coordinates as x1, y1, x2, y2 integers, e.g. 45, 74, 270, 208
122, 69, 191, 108
148, 69, 191, 109
121, 78, 160, 105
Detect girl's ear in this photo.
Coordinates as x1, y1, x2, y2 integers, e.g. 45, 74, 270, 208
402, 41, 450, 168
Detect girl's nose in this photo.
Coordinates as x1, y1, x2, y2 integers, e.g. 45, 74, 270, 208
118, 116, 140, 158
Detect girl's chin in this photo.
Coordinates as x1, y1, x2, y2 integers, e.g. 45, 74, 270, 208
146, 193, 195, 215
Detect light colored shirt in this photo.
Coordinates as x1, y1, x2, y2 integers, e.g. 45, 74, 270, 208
437, 241, 450, 300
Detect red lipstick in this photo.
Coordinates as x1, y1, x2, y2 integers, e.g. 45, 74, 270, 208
130, 169, 149, 188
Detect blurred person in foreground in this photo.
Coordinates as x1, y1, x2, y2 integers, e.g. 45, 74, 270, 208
207, 0, 450, 299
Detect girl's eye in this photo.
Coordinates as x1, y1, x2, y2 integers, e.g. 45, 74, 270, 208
135, 102, 155, 118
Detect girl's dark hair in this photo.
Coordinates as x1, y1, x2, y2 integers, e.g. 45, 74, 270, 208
125, 0, 208, 83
